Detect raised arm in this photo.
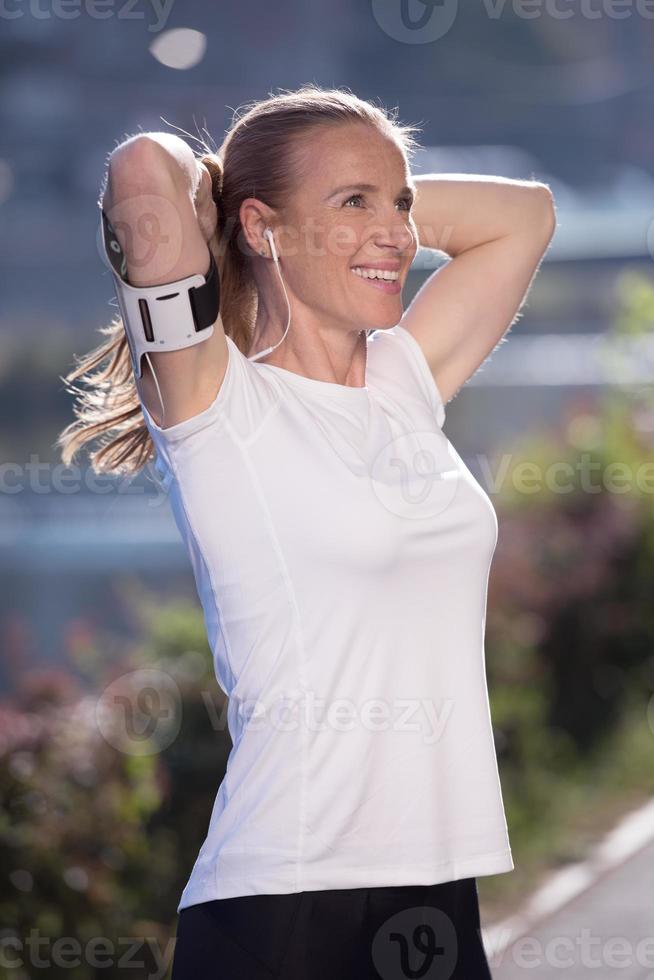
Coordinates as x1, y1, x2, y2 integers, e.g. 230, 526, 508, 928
401, 174, 556, 406
101, 133, 227, 430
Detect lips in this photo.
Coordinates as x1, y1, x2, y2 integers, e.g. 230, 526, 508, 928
354, 277, 401, 294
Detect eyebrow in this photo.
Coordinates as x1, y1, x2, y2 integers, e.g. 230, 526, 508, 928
326, 182, 417, 200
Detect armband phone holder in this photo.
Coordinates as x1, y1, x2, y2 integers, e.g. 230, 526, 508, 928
98, 206, 220, 379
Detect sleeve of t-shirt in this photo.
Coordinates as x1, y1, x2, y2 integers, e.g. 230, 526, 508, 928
137, 332, 277, 474
367, 324, 447, 429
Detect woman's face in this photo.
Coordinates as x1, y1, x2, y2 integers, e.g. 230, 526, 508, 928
276, 122, 418, 334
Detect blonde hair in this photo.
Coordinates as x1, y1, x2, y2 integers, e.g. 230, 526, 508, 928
57, 83, 422, 476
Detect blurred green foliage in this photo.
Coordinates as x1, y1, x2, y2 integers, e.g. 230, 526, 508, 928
0, 599, 225, 979
481, 268, 654, 907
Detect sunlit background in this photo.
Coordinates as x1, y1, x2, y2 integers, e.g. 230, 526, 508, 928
1, 3, 654, 977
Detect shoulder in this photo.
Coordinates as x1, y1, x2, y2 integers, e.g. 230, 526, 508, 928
139, 332, 280, 452
367, 326, 446, 429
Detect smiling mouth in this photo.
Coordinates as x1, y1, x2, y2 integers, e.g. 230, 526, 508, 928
350, 267, 402, 293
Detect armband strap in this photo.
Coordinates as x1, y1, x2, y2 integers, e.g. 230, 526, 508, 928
98, 206, 220, 378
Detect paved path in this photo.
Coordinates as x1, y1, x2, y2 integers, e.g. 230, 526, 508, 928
487, 837, 654, 979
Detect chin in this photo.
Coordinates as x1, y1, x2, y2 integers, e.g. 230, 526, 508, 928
369, 307, 405, 330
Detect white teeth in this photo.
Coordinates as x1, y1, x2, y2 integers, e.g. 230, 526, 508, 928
351, 267, 400, 281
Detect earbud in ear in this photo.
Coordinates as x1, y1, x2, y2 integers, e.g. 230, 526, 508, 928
263, 227, 279, 264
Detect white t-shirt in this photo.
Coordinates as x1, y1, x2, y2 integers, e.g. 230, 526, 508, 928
139, 322, 514, 913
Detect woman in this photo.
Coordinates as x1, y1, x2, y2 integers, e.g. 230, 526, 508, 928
59, 84, 555, 979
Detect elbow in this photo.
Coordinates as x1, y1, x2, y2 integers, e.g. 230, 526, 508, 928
103, 136, 179, 215
107, 135, 171, 185
530, 182, 557, 243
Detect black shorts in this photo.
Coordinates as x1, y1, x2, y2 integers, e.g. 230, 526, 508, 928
170, 877, 493, 979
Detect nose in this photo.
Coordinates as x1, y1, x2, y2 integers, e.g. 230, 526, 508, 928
370, 212, 416, 254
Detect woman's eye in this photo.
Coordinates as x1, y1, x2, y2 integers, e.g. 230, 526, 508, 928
343, 194, 413, 210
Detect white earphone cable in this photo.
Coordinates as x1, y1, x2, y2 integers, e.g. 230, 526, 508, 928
144, 229, 289, 428
248, 236, 291, 363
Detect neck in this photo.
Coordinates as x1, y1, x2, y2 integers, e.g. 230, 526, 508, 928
249, 316, 368, 388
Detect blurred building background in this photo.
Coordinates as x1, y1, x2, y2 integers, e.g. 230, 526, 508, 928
1, 3, 652, 681
1, 2, 654, 970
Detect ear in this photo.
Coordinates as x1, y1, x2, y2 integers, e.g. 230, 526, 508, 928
240, 198, 276, 257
